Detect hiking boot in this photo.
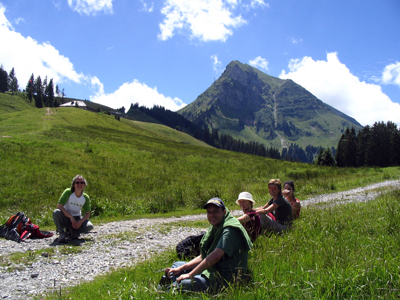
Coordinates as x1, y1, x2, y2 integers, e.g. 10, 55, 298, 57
68, 227, 80, 239
70, 231, 80, 240
58, 232, 67, 243
157, 275, 172, 290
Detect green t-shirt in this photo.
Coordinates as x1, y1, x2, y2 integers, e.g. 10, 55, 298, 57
206, 226, 249, 286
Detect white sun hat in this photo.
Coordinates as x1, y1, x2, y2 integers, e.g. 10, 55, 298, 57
236, 192, 255, 206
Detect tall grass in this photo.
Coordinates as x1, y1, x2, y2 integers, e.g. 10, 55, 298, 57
43, 189, 400, 299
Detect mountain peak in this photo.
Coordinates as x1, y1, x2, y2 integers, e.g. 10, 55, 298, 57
178, 61, 362, 150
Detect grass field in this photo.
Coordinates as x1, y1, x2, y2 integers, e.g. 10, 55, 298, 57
43, 189, 400, 299
0, 93, 399, 227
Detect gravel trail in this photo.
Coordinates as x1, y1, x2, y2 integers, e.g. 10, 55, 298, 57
0, 180, 399, 299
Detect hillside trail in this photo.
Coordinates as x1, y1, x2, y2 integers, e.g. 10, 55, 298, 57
0, 179, 399, 299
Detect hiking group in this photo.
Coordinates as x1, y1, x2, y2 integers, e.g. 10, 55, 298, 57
158, 178, 301, 293
52, 176, 301, 293
1, 174, 301, 294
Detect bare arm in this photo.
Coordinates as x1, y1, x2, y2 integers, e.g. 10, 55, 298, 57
256, 203, 279, 215
237, 214, 251, 224
165, 255, 203, 277
57, 203, 75, 222
73, 211, 90, 229
292, 201, 301, 219
176, 248, 225, 282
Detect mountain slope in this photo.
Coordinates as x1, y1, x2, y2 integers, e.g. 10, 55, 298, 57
178, 60, 362, 150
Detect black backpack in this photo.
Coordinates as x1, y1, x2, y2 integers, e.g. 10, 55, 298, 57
176, 232, 205, 259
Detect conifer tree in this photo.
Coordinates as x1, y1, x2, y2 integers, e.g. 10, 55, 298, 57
0, 65, 8, 93
8, 67, 19, 94
356, 125, 370, 167
26, 74, 35, 102
365, 122, 387, 167
317, 148, 335, 166
389, 127, 400, 166
345, 127, 358, 167
34, 76, 43, 108
46, 79, 55, 107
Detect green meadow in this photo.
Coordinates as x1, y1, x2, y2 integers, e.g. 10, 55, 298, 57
43, 189, 400, 300
1, 93, 400, 299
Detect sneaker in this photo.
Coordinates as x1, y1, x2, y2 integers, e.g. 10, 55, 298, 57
58, 232, 67, 243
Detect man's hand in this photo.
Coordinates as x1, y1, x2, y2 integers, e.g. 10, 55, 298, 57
71, 218, 83, 229
164, 267, 181, 278
176, 273, 191, 282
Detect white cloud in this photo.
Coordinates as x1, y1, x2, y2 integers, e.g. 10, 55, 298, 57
290, 37, 302, 44
249, 56, 268, 71
0, 4, 12, 29
211, 54, 222, 73
53, 1, 63, 11
279, 52, 400, 126
0, 5, 91, 89
14, 17, 24, 25
381, 61, 400, 86
158, 0, 247, 42
250, 0, 268, 9
90, 80, 187, 112
140, 0, 154, 13
67, 0, 113, 16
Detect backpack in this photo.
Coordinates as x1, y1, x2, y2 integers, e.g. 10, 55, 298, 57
176, 232, 205, 259
0, 212, 53, 243
0, 212, 28, 242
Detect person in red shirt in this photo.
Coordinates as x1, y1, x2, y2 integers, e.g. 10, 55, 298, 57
282, 181, 301, 219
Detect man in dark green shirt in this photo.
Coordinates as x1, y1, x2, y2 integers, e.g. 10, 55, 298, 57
162, 198, 253, 292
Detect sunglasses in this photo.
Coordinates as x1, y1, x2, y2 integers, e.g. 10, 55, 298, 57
268, 186, 278, 190
75, 181, 85, 185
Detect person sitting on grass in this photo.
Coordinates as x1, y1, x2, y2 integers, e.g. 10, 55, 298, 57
159, 198, 253, 293
53, 175, 93, 243
282, 180, 301, 219
256, 179, 293, 234
236, 192, 261, 242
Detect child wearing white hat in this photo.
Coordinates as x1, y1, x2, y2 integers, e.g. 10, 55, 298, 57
236, 192, 261, 242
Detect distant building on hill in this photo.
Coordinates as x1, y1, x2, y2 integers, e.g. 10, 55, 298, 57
59, 101, 96, 112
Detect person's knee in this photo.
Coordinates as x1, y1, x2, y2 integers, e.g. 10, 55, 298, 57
53, 209, 63, 220
177, 279, 195, 291
81, 220, 94, 233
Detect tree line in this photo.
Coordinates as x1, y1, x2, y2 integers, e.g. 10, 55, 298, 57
335, 121, 400, 168
0, 65, 65, 108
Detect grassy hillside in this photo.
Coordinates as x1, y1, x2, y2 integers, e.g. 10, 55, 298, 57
0, 92, 36, 113
0, 94, 399, 226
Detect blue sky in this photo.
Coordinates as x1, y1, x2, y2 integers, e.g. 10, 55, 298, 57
1, 0, 399, 126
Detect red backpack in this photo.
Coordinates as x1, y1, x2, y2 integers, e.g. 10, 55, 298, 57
0, 212, 53, 243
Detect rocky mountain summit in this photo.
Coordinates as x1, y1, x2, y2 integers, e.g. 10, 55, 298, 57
179, 60, 362, 150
